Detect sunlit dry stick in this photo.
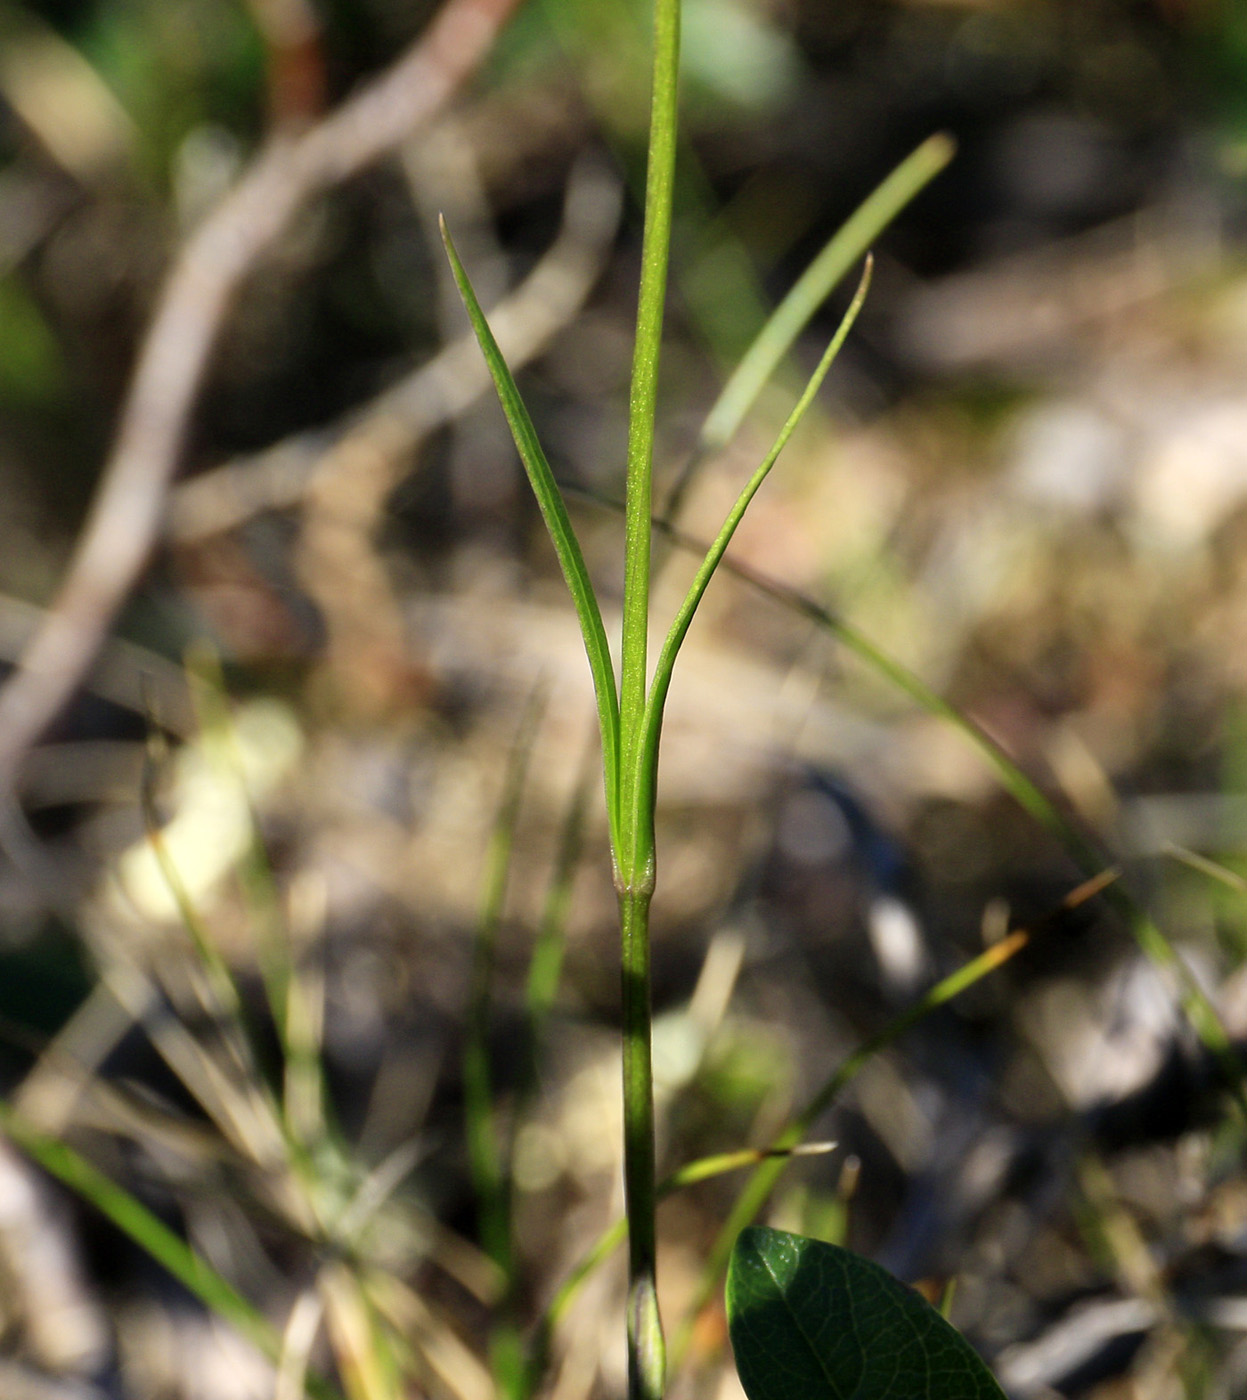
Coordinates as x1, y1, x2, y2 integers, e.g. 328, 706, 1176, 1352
167, 156, 623, 544
0, 0, 526, 798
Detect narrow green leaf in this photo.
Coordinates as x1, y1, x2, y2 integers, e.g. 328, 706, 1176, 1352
661, 134, 953, 522
441, 218, 621, 839
644, 515, 1245, 1112
699, 134, 952, 457
185, 646, 294, 1059
525, 738, 594, 1037
727, 1228, 1006, 1400
635, 257, 871, 825
465, 685, 545, 1290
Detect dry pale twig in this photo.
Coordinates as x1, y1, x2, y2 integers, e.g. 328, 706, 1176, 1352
168, 154, 622, 713
0, 0, 526, 796
167, 156, 623, 544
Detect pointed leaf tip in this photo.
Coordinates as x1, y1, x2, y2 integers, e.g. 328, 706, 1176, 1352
727, 1227, 1007, 1400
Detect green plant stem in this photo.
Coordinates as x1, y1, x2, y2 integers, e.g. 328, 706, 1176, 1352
533, 896, 1051, 1361
619, 887, 663, 1400
619, 0, 680, 873
615, 4, 681, 1398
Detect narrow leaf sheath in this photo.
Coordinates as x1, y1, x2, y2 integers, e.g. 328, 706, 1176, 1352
441, 217, 621, 840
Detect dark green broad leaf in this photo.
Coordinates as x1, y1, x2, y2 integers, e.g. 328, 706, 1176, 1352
727, 1227, 1007, 1400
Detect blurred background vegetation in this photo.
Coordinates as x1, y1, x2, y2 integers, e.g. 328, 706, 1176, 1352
4, 1, 1247, 1398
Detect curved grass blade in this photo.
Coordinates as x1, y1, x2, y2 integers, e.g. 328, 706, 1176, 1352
633, 257, 872, 830
186, 645, 295, 1058
466, 684, 545, 1277
527, 1142, 834, 1380
140, 723, 244, 1023
535, 899, 1040, 1367
465, 686, 546, 1400
662, 134, 954, 522
441, 218, 621, 841
525, 733, 595, 1055
641, 514, 1244, 1105
673, 873, 1117, 1364
1164, 843, 1247, 893
0, 1102, 343, 1400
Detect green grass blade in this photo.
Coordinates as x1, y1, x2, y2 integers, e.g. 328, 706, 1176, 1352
1165, 843, 1247, 893
140, 703, 330, 1185
661, 1141, 837, 1193
698, 135, 951, 456
670, 907, 1060, 1364
181, 653, 337, 1162
465, 688, 546, 1400
537, 892, 1046, 1364
0, 1103, 343, 1400
661, 134, 954, 521
525, 737, 594, 1047
805, 629, 1241, 1086
441, 218, 621, 841
635, 258, 871, 825
641, 515, 1245, 1105
186, 646, 295, 1060
465, 687, 545, 1283
140, 729, 243, 1024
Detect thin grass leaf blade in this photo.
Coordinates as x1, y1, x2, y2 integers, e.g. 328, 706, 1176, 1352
646, 513, 1245, 1108
440, 218, 621, 835
525, 736, 594, 1042
699, 135, 952, 456
186, 646, 295, 1052
727, 1227, 1006, 1400
674, 905, 1039, 1364
0, 1104, 344, 1400
659, 135, 952, 523
636, 258, 872, 818
465, 686, 545, 1289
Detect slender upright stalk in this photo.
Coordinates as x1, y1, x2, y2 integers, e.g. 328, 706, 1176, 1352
619, 0, 680, 875
619, 886, 663, 1400
616, 5, 680, 1399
